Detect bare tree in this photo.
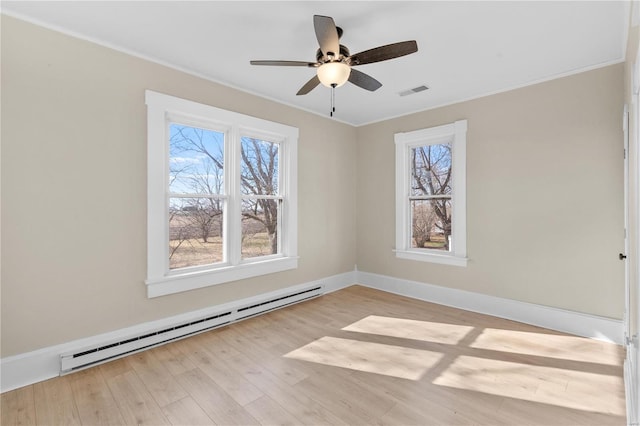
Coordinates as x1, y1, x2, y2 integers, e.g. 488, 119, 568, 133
412, 201, 437, 248
240, 138, 279, 254
169, 207, 188, 260
186, 200, 216, 243
411, 144, 452, 250
169, 203, 204, 268
186, 158, 224, 243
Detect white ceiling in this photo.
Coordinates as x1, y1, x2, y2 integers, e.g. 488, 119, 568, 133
2, 1, 630, 126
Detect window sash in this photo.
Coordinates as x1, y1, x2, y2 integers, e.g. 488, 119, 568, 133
169, 193, 227, 199
409, 198, 453, 252
409, 195, 451, 201
241, 197, 282, 260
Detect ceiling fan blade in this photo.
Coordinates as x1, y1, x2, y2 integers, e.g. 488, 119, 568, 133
348, 69, 382, 92
250, 60, 317, 67
314, 15, 340, 59
349, 40, 418, 66
296, 75, 321, 95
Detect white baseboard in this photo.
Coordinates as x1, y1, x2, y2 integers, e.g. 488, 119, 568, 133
356, 271, 624, 344
0, 271, 355, 393
1, 269, 622, 394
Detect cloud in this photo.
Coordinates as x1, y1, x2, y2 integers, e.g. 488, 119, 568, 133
170, 156, 201, 165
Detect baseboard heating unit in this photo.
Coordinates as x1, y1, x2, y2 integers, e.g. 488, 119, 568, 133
60, 285, 323, 374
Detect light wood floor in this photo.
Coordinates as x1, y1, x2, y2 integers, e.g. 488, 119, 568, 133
1, 285, 627, 425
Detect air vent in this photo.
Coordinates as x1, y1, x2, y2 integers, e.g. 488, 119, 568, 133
399, 85, 429, 97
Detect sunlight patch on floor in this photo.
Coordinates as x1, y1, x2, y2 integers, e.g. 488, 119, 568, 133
433, 355, 626, 415
341, 315, 474, 345
284, 336, 443, 380
470, 328, 621, 365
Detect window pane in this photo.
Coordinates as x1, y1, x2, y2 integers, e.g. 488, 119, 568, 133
411, 143, 452, 197
411, 199, 451, 251
169, 123, 224, 195
241, 137, 279, 195
169, 197, 224, 269
242, 198, 279, 259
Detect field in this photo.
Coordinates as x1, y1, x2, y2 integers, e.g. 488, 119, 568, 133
169, 232, 272, 269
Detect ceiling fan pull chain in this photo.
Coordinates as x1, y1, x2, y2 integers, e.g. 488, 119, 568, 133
330, 83, 336, 117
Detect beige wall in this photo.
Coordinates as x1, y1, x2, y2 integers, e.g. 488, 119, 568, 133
356, 64, 625, 319
1, 14, 627, 358
0, 16, 357, 357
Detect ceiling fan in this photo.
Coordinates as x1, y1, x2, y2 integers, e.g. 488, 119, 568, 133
250, 15, 418, 97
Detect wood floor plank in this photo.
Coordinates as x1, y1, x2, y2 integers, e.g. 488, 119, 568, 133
218, 330, 310, 386
212, 346, 349, 425
161, 396, 214, 426
243, 395, 301, 426
377, 400, 474, 426
217, 317, 288, 359
350, 367, 509, 425
174, 368, 259, 425
241, 365, 350, 426
177, 336, 264, 406
106, 370, 170, 425
293, 370, 394, 424
496, 396, 627, 426
68, 369, 126, 425
152, 341, 198, 376
1, 385, 36, 426
220, 315, 288, 352
33, 376, 81, 425
97, 357, 133, 379
127, 349, 189, 407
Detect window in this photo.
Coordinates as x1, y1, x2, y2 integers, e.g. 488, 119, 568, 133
395, 120, 467, 266
146, 90, 298, 297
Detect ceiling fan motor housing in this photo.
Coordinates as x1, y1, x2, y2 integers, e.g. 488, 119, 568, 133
316, 45, 350, 63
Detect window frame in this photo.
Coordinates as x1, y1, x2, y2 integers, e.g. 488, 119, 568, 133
394, 120, 467, 267
146, 90, 298, 298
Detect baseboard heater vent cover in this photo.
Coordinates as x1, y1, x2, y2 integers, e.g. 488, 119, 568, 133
237, 286, 322, 319
60, 311, 232, 374
60, 284, 323, 374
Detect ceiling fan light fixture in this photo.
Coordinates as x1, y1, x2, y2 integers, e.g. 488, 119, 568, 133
317, 62, 351, 88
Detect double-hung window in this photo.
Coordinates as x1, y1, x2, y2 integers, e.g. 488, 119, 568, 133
395, 120, 467, 266
146, 90, 298, 297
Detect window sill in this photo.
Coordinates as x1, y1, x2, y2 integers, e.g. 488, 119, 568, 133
145, 256, 299, 298
394, 249, 468, 267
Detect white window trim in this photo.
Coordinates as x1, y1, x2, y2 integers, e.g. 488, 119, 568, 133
394, 120, 467, 267
145, 90, 298, 298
